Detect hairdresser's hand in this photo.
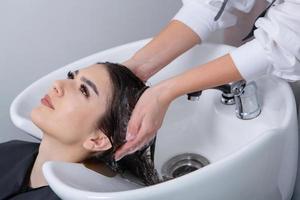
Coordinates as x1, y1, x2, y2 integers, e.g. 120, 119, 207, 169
115, 83, 174, 161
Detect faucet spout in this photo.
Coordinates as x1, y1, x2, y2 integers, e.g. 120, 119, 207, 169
186, 80, 261, 120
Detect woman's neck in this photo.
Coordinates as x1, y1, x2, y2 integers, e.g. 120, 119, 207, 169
29, 134, 89, 188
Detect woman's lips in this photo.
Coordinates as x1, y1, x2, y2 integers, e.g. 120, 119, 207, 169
41, 95, 55, 110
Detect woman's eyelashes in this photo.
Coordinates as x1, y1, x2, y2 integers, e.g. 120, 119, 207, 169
67, 71, 74, 79
80, 84, 90, 98
67, 71, 90, 98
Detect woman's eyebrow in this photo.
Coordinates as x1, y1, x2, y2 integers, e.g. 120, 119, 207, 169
81, 77, 99, 96
74, 70, 99, 96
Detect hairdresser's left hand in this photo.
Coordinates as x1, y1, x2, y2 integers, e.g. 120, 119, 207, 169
114, 83, 174, 161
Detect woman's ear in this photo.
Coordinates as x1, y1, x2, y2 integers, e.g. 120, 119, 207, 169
83, 130, 112, 152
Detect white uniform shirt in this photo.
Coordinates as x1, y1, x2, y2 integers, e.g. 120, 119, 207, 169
173, 0, 300, 81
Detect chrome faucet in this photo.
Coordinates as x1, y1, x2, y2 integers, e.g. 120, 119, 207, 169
187, 80, 261, 120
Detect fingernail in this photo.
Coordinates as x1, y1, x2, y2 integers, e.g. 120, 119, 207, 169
115, 154, 124, 162
126, 132, 135, 141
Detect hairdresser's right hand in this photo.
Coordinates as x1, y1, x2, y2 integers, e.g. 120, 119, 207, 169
115, 83, 174, 161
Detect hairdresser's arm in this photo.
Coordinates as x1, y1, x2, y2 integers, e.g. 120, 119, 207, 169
123, 20, 200, 81
115, 53, 242, 160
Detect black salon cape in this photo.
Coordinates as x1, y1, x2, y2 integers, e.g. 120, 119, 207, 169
0, 140, 61, 200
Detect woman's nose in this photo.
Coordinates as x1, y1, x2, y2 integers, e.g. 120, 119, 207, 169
52, 80, 64, 97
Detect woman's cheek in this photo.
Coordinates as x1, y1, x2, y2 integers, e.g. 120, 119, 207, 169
59, 108, 96, 141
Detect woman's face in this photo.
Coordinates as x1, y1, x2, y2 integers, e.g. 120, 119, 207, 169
31, 64, 112, 146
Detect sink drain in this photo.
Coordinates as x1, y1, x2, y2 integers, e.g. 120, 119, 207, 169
161, 153, 210, 181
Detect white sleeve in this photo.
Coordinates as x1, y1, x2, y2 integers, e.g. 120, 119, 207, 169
172, 0, 256, 40
230, 0, 300, 81
173, 0, 300, 82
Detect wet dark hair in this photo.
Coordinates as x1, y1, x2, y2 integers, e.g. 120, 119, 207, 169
94, 62, 161, 186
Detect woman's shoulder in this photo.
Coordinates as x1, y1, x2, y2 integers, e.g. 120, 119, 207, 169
8, 185, 61, 200
0, 140, 40, 156
0, 139, 39, 149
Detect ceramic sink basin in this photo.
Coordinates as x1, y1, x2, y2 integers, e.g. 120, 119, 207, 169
10, 38, 298, 200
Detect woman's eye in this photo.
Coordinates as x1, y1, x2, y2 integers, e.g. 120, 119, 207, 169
67, 71, 89, 98
80, 84, 90, 98
67, 71, 74, 79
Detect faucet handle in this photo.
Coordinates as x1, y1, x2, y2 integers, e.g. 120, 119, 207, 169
234, 81, 261, 120
231, 80, 246, 96
218, 80, 246, 105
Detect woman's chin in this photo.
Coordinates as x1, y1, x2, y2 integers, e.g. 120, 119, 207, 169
30, 106, 46, 130
30, 109, 54, 138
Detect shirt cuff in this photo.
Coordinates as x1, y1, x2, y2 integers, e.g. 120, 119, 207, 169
230, 39, 271, 81
172, 2, 217, 41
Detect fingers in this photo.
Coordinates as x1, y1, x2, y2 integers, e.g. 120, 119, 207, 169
114, 135, 146, 161
115, 123, 155, 161
114, 87, 168, 161
114, 139, 140, 161
126, 113, 141, 142
115, 113, 143, 161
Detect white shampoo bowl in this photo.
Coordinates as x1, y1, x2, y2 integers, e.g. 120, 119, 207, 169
10, 38, 298, 200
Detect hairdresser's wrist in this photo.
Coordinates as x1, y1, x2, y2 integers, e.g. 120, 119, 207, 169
123, 58, 157, 82
153, 78, 181, 105
122, 58, 139, 75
